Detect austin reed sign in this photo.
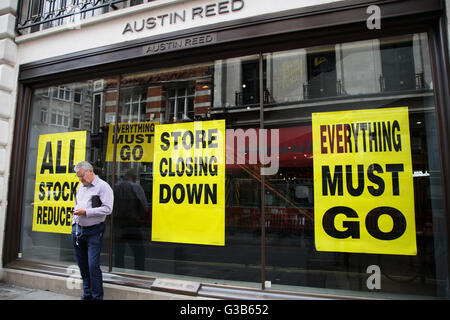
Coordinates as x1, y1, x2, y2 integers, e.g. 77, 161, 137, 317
123, 0, 245, 35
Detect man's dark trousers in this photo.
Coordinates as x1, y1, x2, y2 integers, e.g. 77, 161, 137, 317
71, 222, 105, 300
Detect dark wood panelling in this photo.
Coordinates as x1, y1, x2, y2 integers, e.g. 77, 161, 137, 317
428, 16, 450, 287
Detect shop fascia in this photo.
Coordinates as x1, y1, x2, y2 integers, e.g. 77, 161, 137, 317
122, 0, 245, 34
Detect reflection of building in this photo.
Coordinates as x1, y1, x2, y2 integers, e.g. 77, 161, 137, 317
35, 84, 93, 132
34, 34, 432, 136
214, 34, 431, 115
109, 64, 214, 124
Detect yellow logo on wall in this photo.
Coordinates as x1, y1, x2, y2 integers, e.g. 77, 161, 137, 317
32, 131, 87, 234
312, 107, 416, 255
152, 120, 226, 246
106, 121, 158, 162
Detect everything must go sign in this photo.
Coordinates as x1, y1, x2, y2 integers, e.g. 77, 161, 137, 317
312, 107, 416, 255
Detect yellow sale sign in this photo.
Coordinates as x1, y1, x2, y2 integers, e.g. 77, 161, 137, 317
106, 121, 158, 162
32, 131, 86, 234
312, 107, 416, 255
152, 120, 226, 246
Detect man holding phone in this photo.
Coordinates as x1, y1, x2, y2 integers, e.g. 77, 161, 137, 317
72, 161, 114, 300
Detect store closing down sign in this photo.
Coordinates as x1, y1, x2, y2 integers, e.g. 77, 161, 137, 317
32, 131, 87, 234
312, 107, 416, 255
152, 120, 225, 246
106, 121, 158, 162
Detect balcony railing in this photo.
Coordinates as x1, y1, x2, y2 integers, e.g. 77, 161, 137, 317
303, 80, 343, 100
16, 0, 156, 34
379, 73, 427, 92
235, 89, 271, 107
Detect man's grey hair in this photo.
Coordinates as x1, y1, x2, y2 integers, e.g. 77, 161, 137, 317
74, 161, 94, 173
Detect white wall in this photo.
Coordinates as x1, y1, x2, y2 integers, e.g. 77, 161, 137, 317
0, 0, 18, 270
15, 0, 345, 65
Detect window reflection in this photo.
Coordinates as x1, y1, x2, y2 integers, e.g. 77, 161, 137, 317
20, 79, 115, 266
111, 60, 261, 284
19, 32, 447, 298
262, 33, 444, 298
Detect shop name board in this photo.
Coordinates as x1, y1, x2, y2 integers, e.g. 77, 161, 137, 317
123, 0, 245, 35
142, 33, 217, 55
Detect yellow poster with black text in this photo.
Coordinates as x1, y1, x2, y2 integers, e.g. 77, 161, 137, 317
106, 121, 158, 162
312, 107, 416, 255
32, 131, 87, 234
152, 120, 225, 246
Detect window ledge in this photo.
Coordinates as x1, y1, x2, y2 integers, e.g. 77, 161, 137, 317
5, 259, 363, 300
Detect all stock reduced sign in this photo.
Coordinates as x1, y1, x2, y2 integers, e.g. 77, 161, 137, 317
32, 131, 86, 234
312, 107, 416, 255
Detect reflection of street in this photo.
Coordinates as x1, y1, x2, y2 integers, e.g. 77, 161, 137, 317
110, 227, 435, 297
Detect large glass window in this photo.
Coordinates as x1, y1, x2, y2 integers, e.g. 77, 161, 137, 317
18, 32, 449, 298
20, 79, 117, 268
262, 33, 446, 298
112, 59, 261, 286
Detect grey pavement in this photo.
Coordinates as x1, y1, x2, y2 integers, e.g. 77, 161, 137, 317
0, 282, 78, 300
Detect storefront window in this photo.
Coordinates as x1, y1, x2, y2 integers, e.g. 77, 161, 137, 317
19, 79, 117, 267
18, 32, 448, 298
263, 33, 447, 298
111, 59, 262, 286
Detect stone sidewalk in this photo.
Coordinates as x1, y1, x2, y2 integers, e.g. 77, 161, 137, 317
0, 282, 78, 300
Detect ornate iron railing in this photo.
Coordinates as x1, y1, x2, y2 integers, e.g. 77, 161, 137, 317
16, 0, 155, 34
303, 80, 343, 100
379, 73, 428, 92
235, 89, 271, 107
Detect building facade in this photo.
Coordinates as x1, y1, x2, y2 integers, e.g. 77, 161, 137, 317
1, 0, 450, 299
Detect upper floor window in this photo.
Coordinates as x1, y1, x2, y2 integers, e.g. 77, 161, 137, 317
74, 89, 82, 104
167, 85, 195, 122
122, 92, 147, 123
72, 115, 81, 129
305, 47, 338, 99
380, 36, 417, 91
50, 110, 70, 127
52, 86, 72, 101
40, 108, 48, 123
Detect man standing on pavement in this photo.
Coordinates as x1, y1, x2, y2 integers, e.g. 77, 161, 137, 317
72, 161, 114, 300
